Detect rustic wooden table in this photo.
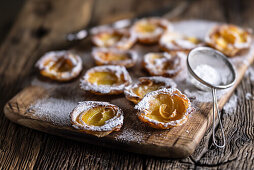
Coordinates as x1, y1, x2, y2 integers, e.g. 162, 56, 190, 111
0, 0, 254, 169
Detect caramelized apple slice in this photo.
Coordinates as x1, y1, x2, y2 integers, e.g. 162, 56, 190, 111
36, 51, 83, 81
91, 27, 136, 50
160, 32, 203, 52
135, 88, 193, 129
71, 101, 124, 137
131, 17, 172, 44
205, 24, 252, 57
124, 76, 177, 104
143, 52, 182, 77
80, 65, 132, 95
92, 48, 138, 68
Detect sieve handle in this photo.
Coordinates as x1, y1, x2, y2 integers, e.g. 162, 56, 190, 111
211, 88, 226, 148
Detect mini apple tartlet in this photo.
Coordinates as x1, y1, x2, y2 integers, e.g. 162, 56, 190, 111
205, 24, 252, 57
91, 28, 136, 50
124, 76, 177, 104
80, 65, 132, 95
92, 48, 138, 68
36, 51, 83, 81
143, 52, 182, 77
160, 32, 203, 52
135, 88, 193, 129
71, 101, 124, 137
131, 17, 172, 44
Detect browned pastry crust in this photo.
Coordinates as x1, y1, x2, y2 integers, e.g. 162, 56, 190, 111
70, 101, 124, 137
143, 52, 182, 77
205, 24, 252, 57
91, 27, 136, 50
80, 65, 132, 95
36, 50, 83, 82
131, 17, 172, 44
159, 31, 204, 53
135, 88, 194, 129
92, 48, 138, 68
124, 76, 177, 104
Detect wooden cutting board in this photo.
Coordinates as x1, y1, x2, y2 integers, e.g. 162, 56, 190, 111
4, 20, 254, 158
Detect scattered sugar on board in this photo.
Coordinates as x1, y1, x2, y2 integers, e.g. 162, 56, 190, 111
245, 93, 254, 100
245, 65, 254, 82
31, 98, 77, 126
223, 94, 238, 114
30, 80, 84, 126
244, 65, 254, 100
115, 128, 144, 143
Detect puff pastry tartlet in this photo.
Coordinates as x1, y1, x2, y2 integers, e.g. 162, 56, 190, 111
71, 101, 124, 137
135, 88, 193, 129
205, 24, 252, 57
91, 28, 136, 50
92, 48, 138, 68
143, 52, 182, 77
160, 32, 203, 52
80, 65, 132, 95
36, 50, 82, 81
124, 76, 177, 104
131, 17, 172, 44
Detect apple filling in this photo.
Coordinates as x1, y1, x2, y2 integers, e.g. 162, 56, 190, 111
80, 65, 132, 95
70, 101, 124, 137
131, 17, 171, 44
79, 106, 115, 126
136, 22, 157, 33
98, 32, 123, 47
87, 71, 120, 86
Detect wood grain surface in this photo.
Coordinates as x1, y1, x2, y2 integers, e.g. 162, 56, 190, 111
1, 0, 254, 169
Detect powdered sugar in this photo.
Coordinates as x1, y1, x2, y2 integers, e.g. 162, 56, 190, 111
31, 98, 77, 126
223, 94, 238, 114
80, 65, 132, 94
92, 47, 138, 68
190, 64, 221, 91
124, 76, 177, 99
131, 17, 171, 42
143, 52, 181, 76
36, 50, 83, 81
135, 88, 193, 128
71, 101, 124, 132
245, 93, 254, 100
115, 128, 144, 143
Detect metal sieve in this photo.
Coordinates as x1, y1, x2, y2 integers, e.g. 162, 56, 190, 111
187, 47, 236, 148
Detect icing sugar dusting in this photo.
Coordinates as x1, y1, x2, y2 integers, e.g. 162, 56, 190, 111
116, 128, 144, 143
245, 65, 254, 82
31, 98, 76, 126
190, 64, 221, 91
223, 94, 238, 114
